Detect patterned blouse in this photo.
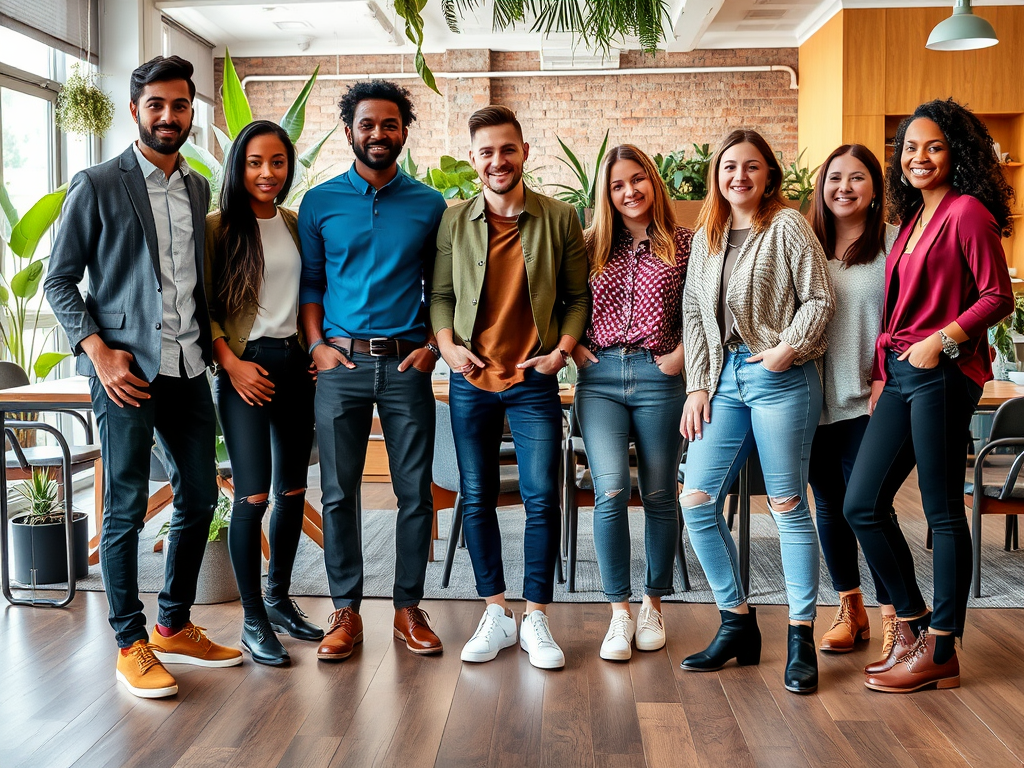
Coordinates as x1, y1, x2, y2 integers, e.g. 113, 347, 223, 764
586, 226, 692, 354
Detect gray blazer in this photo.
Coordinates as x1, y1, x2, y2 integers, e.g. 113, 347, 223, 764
45, 145, 213, 381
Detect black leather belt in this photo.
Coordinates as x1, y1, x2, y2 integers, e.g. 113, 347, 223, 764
327, 336, 420, 358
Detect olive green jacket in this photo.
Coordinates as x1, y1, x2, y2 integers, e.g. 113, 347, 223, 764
203, 207, 303, 359
430, 187, 590, 353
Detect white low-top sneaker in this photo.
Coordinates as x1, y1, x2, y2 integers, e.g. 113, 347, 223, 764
461, 604, 517, 663
520, 610, 565, 669
635, 604, 666, 651
600, 609, 636, 661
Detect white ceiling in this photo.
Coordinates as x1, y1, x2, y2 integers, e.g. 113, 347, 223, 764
156, 0, 1023, 58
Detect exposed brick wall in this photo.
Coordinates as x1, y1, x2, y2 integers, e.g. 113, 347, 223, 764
215, 48, 798, 191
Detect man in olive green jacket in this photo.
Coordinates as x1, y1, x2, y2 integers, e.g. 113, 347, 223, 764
431, 105, 588, 670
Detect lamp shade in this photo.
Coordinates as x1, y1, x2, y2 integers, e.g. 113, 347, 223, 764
927, 0, 998, 50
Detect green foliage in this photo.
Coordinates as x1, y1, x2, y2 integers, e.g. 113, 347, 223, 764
780, 149, 819, 214
653, 143, 712, 200
0, 184, 71, 380
397, 1, 671, 93
423, 155, 481, 199
55, 65, 115, 138
991, 293, 1024, 362
550, 130, 610, 224
220, 49, 253, 140
14, 470, 63, 525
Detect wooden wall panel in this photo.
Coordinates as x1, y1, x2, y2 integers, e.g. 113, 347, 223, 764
843, 8, 886, 117
798, 10, 844, 169
842, 115, 886, 164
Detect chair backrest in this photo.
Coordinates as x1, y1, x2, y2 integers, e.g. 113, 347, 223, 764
0, 361, 29, 390
989, 397, 1024, 441
432, 400, 460, 493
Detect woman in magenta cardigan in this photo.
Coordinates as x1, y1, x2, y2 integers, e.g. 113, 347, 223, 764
845, 98, 1014, 693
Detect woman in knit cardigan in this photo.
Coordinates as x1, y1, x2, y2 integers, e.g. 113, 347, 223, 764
678, 129, 834, 694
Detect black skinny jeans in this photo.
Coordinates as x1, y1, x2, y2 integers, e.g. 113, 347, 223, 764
845, 352, 981, 637
215, 336, 315, 614
809, 415, 891, 604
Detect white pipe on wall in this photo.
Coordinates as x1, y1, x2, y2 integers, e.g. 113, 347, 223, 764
240, 64, 799, 91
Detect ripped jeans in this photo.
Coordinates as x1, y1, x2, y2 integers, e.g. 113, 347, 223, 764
575, 347, 685, 601
679, 346, 821, 621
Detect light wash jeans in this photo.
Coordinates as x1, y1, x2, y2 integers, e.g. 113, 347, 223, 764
680, 346, 821, 621
575, 347, 685, 602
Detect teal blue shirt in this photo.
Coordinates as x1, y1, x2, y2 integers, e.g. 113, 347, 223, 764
298, 165, 447, 341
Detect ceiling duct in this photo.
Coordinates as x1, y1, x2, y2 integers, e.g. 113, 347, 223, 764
539, 49, 620, 71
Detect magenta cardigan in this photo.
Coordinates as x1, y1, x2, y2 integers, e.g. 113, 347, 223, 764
874, 189, 1013, 388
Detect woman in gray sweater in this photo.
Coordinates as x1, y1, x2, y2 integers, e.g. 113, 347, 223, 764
807, 144, 898, 659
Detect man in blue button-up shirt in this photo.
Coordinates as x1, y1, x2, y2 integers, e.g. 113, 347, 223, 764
299, 80, 448, 661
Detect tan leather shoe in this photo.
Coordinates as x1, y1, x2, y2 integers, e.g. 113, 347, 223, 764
116, 641, 178, 699
149, 623, 242, 667
880, 613, 899, 659
864, 619, 917, 675
394, 606, 443, 655
317, 607, 363, 661
865, 633, 959, 693
820, 592, 870, 653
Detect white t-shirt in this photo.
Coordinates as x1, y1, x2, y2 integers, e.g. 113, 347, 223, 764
251, 211, 301, 341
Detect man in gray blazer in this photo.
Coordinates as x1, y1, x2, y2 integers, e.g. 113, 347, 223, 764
45, 56, 241, 700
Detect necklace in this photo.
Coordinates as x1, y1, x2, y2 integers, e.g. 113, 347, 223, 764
727, 234, 745, 249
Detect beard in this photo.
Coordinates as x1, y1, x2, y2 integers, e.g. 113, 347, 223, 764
481, 166, 523, 195
352, 137, 403, 171
138, 120, 190, 155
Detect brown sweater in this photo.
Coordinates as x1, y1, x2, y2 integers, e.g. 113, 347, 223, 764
466, 212, 540, 392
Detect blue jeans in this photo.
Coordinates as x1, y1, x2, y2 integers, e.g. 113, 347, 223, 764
314, 352, 435, 612
449, 368, 563, 604
575, 347, 684, 601
680, 347, 821, 621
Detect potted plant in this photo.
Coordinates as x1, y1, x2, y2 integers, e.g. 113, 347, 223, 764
401, 152, 480, 203
551, 130, 610, 228
55, 64, 115, 139
780, 149, 819, 215
9, 469, 89, 585
989, 293, 1024, 380
158, 491, 238, 604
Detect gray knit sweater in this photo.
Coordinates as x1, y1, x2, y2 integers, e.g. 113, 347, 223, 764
683, 207, 835, 397
820, 224, 898, 425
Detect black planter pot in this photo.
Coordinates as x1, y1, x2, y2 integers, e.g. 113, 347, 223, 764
10, 513, 89, 585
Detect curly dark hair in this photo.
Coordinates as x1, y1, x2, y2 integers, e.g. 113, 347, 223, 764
885, 98, 1014, 236
338, 80, 416, 129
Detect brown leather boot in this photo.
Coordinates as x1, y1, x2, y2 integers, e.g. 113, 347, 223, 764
819, 592, 870, 653
864, 619, 917, 675
865, 633, 960, 693
394, 606, 443, 655
317, 607, 363, 661
879, 613, 899, 659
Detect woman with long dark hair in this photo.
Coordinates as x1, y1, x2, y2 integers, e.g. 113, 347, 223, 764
678, 129, 834, 694
845, 99, 1013, 692
573, 144, 690, 661
807, 144, 899, 656
204, 119, 321, 666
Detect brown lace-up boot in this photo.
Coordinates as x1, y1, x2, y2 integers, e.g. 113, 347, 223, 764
819, 592, 870, 653
864, 619, 917, 675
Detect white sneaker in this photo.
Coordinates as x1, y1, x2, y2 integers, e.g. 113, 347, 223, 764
520, 610, 565, 669
600, 610, 636, 661
461, 604, 518, 663
636, 604, 666, 651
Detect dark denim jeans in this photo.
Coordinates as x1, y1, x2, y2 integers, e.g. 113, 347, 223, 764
449, 368, 563, 604
845, 353, 981, 637
90, 372, 218, 648
809, 415, 891, 603
314, 352, 435, 612
574, 347, 684, 601
215, 336, 315, 613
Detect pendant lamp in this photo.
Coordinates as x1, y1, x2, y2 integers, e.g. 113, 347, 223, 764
926, 0, 998, 51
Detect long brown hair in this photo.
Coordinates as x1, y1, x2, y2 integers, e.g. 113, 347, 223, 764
585, 144, 677, 274
810, 144, 886, 268
695, 129, 785, 252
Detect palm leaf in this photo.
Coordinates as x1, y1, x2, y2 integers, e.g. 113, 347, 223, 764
298, 126, 337, 169
9, 185, 67, 261
279, 65, 320, 144
220, 50, 252, 139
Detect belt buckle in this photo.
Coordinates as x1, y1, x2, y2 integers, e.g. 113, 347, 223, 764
368, 337, 391, 357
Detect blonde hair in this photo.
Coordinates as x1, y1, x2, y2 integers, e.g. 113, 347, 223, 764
695, 129, 786, 252
585, 144, 677, 274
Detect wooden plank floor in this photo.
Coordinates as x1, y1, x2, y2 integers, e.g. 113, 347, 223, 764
2, 476, 1024, 768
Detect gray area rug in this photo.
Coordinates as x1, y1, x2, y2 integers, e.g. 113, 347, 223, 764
58, 505, 1024, 608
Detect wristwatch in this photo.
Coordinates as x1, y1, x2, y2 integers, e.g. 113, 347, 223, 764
425, 342, 441, 359
938, 330, 960, 359
558, 348, 571, 367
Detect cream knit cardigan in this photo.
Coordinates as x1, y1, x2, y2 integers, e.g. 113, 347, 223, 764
683, 207, 835, 397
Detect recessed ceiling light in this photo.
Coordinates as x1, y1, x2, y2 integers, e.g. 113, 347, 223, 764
273, 20, 313, 30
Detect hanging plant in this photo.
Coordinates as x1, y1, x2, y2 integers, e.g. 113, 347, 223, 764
55, 65, 115, 138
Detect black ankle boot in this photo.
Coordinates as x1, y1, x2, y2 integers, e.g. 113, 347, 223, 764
242, 614, 291, 666
785, 624, 818, 694
681, 607, 761, 671
265, 596, 325, 642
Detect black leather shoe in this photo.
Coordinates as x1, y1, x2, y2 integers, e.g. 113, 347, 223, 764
241, 615, 290, 666
681, 607, 761, 671
785, 623, 818, 694
265, 597, 325, 642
